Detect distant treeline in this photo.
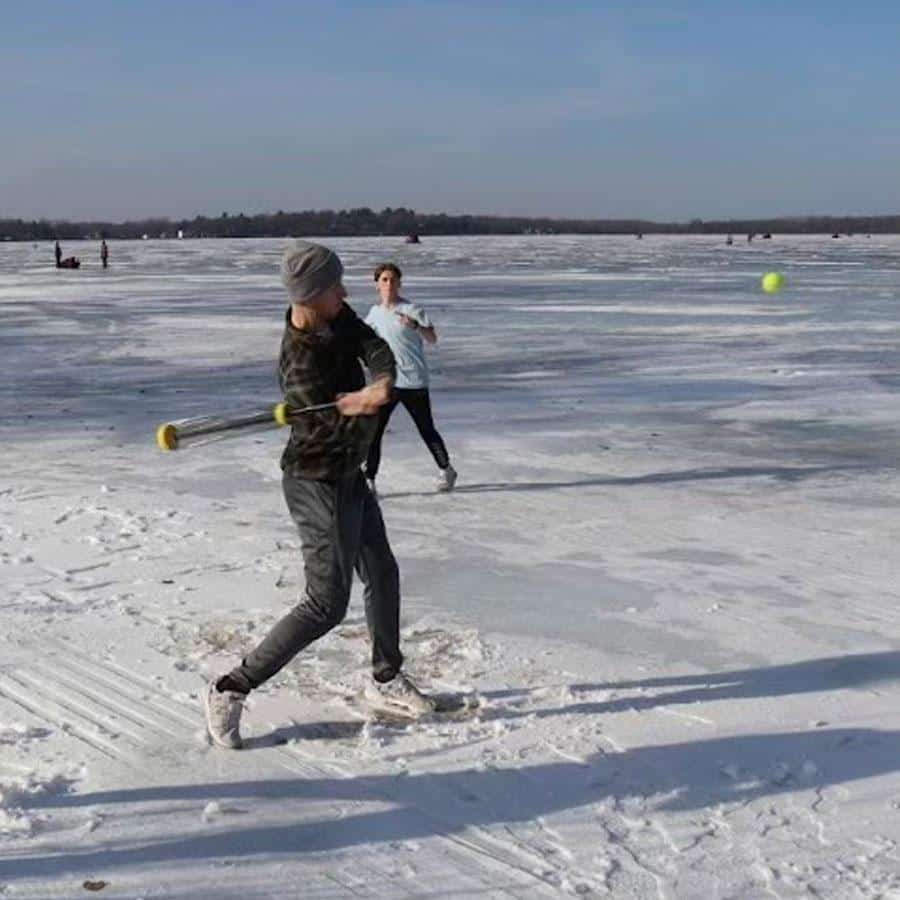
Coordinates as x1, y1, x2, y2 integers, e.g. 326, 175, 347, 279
2, 207, 900, 241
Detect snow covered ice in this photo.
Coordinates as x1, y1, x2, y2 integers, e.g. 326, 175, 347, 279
2, 234, 900, 897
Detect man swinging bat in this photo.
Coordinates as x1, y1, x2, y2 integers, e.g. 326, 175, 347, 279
204, 240, 435, 749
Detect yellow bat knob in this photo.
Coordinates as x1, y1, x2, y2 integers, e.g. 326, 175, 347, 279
156, 423, 178, 451
273, 402, 290, 426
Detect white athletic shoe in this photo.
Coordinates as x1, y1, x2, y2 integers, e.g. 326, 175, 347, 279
204, 680, 245, 749
365, 673, 436, 718
436, 464, 457, 493
366, 477, 378, 498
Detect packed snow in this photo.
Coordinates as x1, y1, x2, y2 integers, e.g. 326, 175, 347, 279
2, 234, 900, 898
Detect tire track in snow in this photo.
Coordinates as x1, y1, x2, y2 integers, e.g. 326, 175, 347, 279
29, 658, 189, 743
0, 670, 133, 764
22, 641, 567, 896
42, 638, 201, 730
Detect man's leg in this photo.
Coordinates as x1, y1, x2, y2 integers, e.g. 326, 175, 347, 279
354, 478, 434, 715
363, 394, 399, 483
354, 476, 402, 681
222, 472, 364, 693
400, 389, 450, 470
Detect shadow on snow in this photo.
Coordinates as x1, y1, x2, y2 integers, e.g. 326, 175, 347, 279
381, 463, 876, 499
8, 651, 900, 880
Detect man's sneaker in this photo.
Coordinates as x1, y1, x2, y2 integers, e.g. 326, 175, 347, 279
204, 679, 245, 749
364, 672, 436, 718
366, 477, 378, 498
436, 464, 457, 493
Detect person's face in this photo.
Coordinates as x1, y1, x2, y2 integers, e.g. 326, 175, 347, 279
309, 281, 346, 322
376, 270, 401, 304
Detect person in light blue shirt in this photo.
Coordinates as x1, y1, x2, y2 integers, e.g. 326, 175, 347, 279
364, 262, 456, 493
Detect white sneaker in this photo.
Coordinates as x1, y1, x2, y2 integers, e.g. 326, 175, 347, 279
204, 680, 245, 749
436, 465, 457, 493
366, 477, 378, 498
364, 673, 436, 718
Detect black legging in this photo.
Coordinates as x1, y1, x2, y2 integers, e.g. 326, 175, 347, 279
365, 388, 449, 480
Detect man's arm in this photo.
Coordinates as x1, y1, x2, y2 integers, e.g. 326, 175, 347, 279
397, 304, 437, 344
356, 316, 397, 382
329, 312, 395, 417
336, 376, 392, 415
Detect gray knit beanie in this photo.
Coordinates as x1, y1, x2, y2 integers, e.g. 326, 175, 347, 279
280, 240, 343, 303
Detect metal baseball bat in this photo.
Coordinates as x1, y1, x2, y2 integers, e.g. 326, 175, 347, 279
155, 401, 336, 452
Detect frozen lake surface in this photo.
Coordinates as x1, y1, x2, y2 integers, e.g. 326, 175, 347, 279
2, 235, 900, 897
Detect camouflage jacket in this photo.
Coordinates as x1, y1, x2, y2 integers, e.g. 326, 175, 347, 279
279, 304, 396, 480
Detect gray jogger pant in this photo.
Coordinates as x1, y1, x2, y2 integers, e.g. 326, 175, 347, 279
226, 470, 402, 692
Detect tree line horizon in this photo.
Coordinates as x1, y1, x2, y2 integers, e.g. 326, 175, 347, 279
2, 207, 899, 241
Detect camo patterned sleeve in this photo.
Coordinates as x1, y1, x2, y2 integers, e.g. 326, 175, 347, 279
277, 306, 395, 480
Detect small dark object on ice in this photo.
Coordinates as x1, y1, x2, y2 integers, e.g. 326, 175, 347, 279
83, 880, 109, 892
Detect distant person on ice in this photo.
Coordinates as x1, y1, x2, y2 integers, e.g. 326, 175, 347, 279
100, 240, 109, 269
204, 241, 435, 749
363, 262, 456, 494
54, 241, 61, 268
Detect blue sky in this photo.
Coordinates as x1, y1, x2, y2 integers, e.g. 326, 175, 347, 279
2, 2, 899, 220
